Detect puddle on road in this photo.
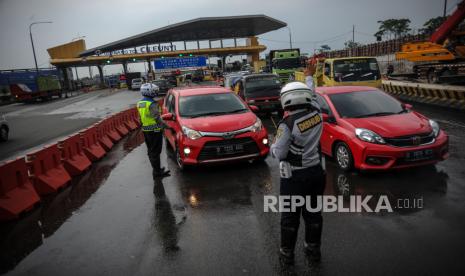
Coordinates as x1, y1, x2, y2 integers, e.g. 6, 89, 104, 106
0, 130, 145, 274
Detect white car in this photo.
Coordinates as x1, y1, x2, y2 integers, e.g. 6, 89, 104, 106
140, 83, 160, 96
131, 78, 143, 90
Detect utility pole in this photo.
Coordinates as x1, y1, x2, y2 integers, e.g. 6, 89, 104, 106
352, 25, 355, 43
285, 26, 293, 49
29, 21, 53, 75
443, 0, 448, 17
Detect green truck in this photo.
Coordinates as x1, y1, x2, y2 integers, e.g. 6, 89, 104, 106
266, 49, 302, 83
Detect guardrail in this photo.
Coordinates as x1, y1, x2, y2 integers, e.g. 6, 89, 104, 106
0, 108, 141, 221
382, 80, 465, 110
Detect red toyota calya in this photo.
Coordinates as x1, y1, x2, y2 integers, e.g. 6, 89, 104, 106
161, 86, 270, 169
315, 86, 449, 171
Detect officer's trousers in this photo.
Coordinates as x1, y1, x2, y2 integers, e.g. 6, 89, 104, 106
280, 164, 326, 252
143, 131, 163, 173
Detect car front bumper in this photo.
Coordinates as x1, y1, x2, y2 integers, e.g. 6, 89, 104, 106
178, 128, 270, 166
350, 131, 449, 170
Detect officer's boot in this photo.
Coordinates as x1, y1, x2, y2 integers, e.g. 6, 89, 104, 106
150, 157, 170, 178
279, 226, 298, 267
304, 223, 322, 262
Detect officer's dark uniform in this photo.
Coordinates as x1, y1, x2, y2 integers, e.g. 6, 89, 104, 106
137, 96, 167, 177
271, 100, 326, 263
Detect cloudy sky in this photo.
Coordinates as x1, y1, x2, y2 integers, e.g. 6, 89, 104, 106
0, 0, 454, 75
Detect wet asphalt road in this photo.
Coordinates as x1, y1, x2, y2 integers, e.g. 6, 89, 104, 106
1, 87, 465, 275
0, 89, 140, 162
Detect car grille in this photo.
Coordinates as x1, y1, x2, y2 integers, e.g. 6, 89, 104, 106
384, 132, 435, 147
197, 137, 260, 161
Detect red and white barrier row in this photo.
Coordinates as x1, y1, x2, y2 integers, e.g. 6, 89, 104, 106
0, 108, 141, 221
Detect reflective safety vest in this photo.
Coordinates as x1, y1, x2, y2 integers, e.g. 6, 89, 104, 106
137, 98, 162, 132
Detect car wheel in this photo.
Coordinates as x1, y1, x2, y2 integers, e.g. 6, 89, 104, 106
0, 126, 8, 142
427, 69, 438, 84
335, 142, 353, 171
175, 147, 185, 171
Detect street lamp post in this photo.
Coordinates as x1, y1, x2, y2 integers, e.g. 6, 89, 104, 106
285, 26, 293, 49
29, 21, 53, 74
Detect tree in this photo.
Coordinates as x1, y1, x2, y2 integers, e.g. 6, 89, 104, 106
374, 19, 411, 40
344, 40, 361, 49
319, 44, 331, 51
420, 16, 446, 35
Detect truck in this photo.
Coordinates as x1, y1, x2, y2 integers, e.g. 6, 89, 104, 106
294, 55, 382, 88
124, 72, 142, 89
266, 49, 302, 83
0, 69, 63, 102
395, 0, 465, 84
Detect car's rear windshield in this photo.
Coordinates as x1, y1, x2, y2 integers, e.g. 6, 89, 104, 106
244, 76, 281, 97
179, 93, 248, 118
329, 90, 404, 118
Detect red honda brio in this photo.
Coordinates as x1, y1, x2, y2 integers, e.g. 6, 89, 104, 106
315, 86, 449, 171
161, 86, 270, 169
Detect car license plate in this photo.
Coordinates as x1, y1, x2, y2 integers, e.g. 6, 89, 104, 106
405, 149, 433, 161
216, 144, 244, 155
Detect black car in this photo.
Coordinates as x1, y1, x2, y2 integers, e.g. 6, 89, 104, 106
152, 79, 172, 95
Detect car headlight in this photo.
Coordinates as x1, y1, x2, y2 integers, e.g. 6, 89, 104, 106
250, 118, 263, 132
429, 119, 440, 137
355, 128, 386, 144
182, 126, 202, 140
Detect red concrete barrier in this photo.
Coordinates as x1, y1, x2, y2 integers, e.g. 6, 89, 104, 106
26, 144, 72, 195
105, 117, 122, 143
132, 108, 141, 126
123, 110, 138, 131
96, 120, 114, 151
0, 158, 41, 221
59, 134, 92, 176
114, 112, 129, 136
81, 127, 106, 161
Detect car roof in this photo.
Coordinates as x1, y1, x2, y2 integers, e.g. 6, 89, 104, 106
324, 56, 376, 62
316, 86, 378, 95
243, 73, 277, 80
172, 86, 231, 97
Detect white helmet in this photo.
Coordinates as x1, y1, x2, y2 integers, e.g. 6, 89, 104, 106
280, 82, 314, 110
140, 83, 158, 98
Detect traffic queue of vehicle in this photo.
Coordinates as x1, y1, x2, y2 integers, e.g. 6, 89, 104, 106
157, 71, 448, 171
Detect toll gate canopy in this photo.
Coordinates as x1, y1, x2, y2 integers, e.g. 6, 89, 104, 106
48, 15, 287, 67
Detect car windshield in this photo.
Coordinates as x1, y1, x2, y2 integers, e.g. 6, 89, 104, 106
179, 93, 248, 118
132, 78, 142, 83
244, 76, 281, 97
329, 90, 404, 118
273, 58, 301, 69
333, 58, 380, 82
153, 80, 165, 86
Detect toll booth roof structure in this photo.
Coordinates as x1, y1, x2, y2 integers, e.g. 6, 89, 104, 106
48, 14, 287, 68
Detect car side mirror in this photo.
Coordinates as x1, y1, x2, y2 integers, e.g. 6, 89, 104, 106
161, 113, 174, 121
402, 103, 413, 110
322, 113, 336, 124
249, 105, 259, 113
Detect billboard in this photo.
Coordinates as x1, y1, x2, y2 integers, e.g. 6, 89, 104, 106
153, 56, 207, 70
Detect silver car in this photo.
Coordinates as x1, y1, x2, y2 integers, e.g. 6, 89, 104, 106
0, 114, 8, 142
131, 78, 143, 90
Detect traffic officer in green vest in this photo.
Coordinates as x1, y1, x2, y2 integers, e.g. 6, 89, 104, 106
137, 82, 170, 178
